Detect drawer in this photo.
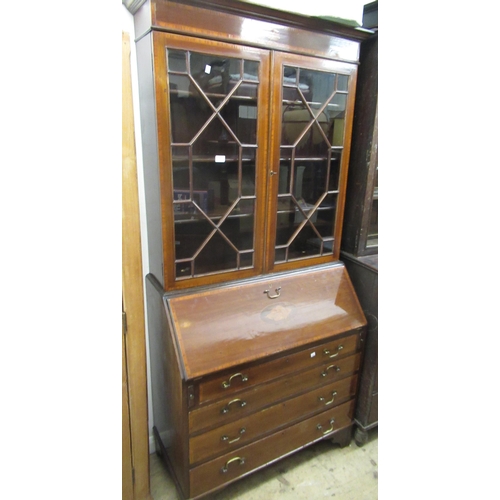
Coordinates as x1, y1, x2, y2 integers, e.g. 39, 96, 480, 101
189, 399, 356, 498
190, 375, 358, 464
190, 352, 361, 433
196, 333, 360, 404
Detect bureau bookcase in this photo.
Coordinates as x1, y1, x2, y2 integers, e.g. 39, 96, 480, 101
132, 1, 372, 498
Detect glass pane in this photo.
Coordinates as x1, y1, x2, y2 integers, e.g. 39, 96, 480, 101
337, 74, 349, 92
278, 159, 291, 195
240, 252, 254, 268
167, 49, 187, 73
234, 103, 258, 143
305, 237, 334, 256
201, 162, 237, 214
219, 199, 255, 250
315, 208, 336, 237
233, 82, 258, 100
195, 231, 238, 275
299, 69, 335, 114
168, 48, 261, 281
244, 60, 259, 80
275, 196, 296, 246
288, 222, 321, 259
328, 154, 342, 192
174, 209, 213, 259
283, 67, 298, 85
172, 147, 190, 191
176, 261, 192, 279
190, 53, 236, 93
170, 75, 214, 144
192, 119, 239, 159
275, 248, 287, 263
316, 193, 337, 237
282, 103, 309, 146
328, 93, 347, 147
294, 161, 330, 204
275, 63, 349, 265
242, 148, 256, 196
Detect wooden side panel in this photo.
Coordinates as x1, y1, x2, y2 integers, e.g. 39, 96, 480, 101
122, 31, 152, 500
146, 275, 190, 498
135, 33, 165, 286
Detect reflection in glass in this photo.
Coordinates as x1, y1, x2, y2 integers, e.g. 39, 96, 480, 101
195, 231, 238, 275
167, 48, 260, 279
168, 49, 187, 72
275, 65, 349, 264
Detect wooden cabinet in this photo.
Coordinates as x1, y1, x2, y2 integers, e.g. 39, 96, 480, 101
147, 264, 366, 499
341, 32, 378, 445
134, 0, 370, 292
133, 1, 373, 497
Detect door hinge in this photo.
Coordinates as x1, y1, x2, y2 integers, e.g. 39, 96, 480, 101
123, 311, 127, 335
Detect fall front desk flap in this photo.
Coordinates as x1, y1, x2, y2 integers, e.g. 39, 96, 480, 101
164, 264, 366, 380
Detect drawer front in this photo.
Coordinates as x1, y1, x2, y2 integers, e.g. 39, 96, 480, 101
190, 375, 358, 464
189, 399, 356, 498
197, 333, 360, 404
190, 352, 361, 433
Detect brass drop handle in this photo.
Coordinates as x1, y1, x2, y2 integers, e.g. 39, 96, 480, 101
319, 391, 338, 405
221, 398, 247, 414
323, 345, 344, 358
221, 427, 246, 444
321, 364, 341, 377
317, 418, 335, 435
222, 373, 249, 389
264, 287, 281, 299
221, 456, 245, 473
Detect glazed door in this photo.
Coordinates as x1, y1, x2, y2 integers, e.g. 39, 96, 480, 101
265, 52, 358, 272
153, 32, 271, 290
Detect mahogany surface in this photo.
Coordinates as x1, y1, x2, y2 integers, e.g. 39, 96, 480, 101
189, 366, 358, 433
196, 334, 360, 404
136, 0, 369, 60
189, 375, 358, 464
166, 264, 365, 379
189, 399, 356, 498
